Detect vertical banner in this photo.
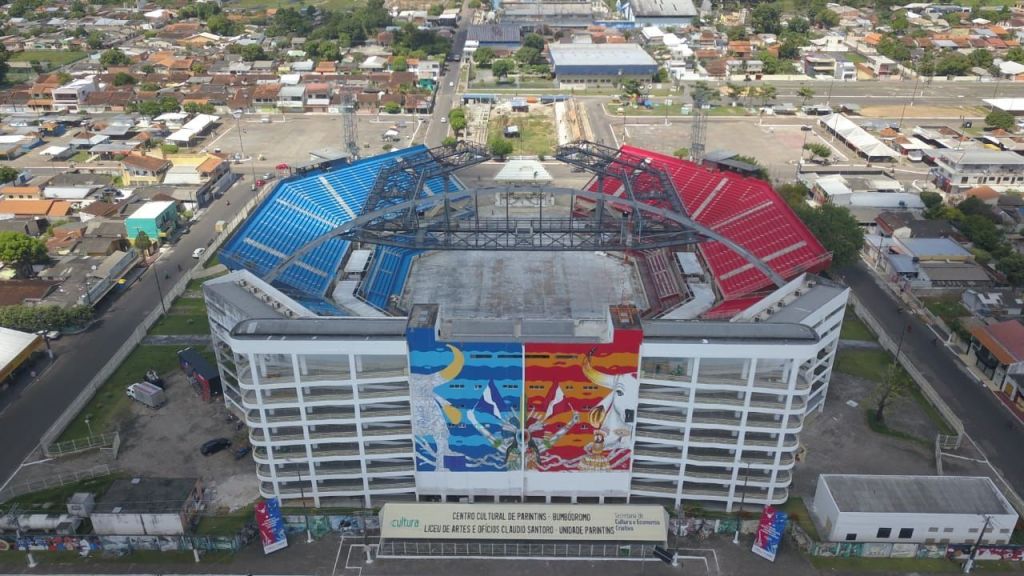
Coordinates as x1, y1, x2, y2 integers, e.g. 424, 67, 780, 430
255, 498, 289, 555
751, 506, 788, 562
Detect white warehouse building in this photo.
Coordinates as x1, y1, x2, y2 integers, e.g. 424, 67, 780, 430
811, 475, 1019, 545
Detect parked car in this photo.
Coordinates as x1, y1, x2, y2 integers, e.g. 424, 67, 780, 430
200, 438, 231, 456
192, 247, 206, 259
800, 125, 813, 131
144, 369, 164, 389
37, 329, 61, 340
262, 172, 275, 180
255, 179, 266, 187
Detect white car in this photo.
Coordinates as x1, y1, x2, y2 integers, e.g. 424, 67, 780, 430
441, 117, 447, 124
192, 247, 206, 259
448, 81, 454, 87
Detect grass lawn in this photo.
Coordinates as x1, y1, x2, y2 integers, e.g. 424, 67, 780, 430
70, 150, 90, 162
921, 296, 969, 324
834, 348, 893, 382
9, 50, 87, 66
202, 253, 221, 269
57, 345, 187, 442
839, 311, 875, 341
844, 52, 867, 64
149, 297, 210, 335
488, 112, 557, 157
5, 475, 118, 510
195, 504, 254, 535
779, 497, 820, 541
708, 106, 750, 116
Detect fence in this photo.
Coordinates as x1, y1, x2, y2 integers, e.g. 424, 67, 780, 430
45, 431, 119, 459
0, 465, 114, 503
847, 295, 964, 444
1, 530, 252, 555
37, 178, 274, 457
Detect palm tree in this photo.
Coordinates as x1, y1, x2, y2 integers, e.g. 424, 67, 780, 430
725, 82, 742, 106
758, 83, 777, 107
797, 85, 815, 107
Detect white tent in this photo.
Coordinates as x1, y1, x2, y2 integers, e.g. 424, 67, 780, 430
820, 114, 899, 160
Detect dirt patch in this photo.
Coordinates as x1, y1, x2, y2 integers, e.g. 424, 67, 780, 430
859, 105, 985, 118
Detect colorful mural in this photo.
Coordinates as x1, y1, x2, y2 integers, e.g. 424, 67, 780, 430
407, 326, 523, 472
523, 329, 642, 472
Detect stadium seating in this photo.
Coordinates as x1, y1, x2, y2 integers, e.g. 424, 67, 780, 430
359, 246, 420, 311
588, 146, 831, 313
220, 146, 454, 301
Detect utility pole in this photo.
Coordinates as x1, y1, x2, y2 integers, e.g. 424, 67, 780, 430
9, 506, 38, 568
963, 515, 992, 574
152, 263, 167, 315
732, 462, 750, 544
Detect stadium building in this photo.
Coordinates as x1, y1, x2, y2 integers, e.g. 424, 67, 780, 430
206, 142, 847, 512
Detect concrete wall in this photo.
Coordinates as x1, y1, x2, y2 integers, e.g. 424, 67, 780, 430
91, 512, 185, 536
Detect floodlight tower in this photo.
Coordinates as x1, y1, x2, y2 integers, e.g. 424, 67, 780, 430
690, 95, 708, 165
342, 93, 359, 160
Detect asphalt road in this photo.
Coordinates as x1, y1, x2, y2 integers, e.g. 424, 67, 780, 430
424, 6, 473, 147
0, 174, 256, 489
840, 262, 1024, 497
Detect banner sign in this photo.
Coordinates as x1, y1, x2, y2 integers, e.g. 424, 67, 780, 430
380, 503, 667, 541
751, 506, 788, 562
255, 498, 289, 555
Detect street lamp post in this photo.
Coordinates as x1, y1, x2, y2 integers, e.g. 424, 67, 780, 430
963, 515, 992, 574
11, 507, 38, 568
152, 264, 168, 316
84, 416, 93, 437
732, 462, 750, 544
231, 109, 258, 192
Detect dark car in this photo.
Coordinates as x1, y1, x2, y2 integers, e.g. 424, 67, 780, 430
233, 445, 251, 460
200, 438, 231, 456
800, 125, 813, 131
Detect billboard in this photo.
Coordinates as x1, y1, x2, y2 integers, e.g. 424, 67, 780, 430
523, 328, 642, 472
380, 503, 667, 541
751, 506, 788, 562
407, 325, 523, 473
254, 498, 288, 555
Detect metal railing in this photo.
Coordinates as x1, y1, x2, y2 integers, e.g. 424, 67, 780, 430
45, 430, 120, 458
0, 464, 114, 503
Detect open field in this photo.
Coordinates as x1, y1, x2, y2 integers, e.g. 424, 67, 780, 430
487, 109, 557, 156
149, 297, 211, 335
839, 311, 874, 341
57, 345, 187, 441
9, 50, 87, 65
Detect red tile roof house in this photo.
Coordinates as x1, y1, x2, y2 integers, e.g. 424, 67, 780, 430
966, 319, 1024, 403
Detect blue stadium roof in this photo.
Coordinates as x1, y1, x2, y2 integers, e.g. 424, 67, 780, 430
219, 146, 454, 300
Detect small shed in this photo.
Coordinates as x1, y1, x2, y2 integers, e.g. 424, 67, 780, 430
90, 478, 203, 536
177, 347, 222, 402
812, 474, 1018, 545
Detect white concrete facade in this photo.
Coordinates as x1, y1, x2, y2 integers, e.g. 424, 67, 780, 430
205, 272, 847, 511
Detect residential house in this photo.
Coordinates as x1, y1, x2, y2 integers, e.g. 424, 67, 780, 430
304, 83, 331, 112
121, 154, 171, 186
277, 85, 306, 112
867, 55, 898, 78
966, 319, 1024, 404
0, 185, 43, 200
962, 289, 1024, 319
51, 77, 98, 113
253, 83, 280, 112
874, 211, 959, 239
927, 149, 1024, 194
0, 199, 72, 218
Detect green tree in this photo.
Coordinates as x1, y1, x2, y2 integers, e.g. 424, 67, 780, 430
492, 58, 514, 79
691, 80, 719, 105
448, 108, 467, 135
489, 136, 513, 158
985, 109, 1015, 131
672, 147, 689, 159
0, 304, 93, 332
240, 44, 268, 61
935, 52, 970, 76
787, 16, 809, 33
942, 12, 960, 25
997, 252, 1024, 286
1007, 46, 1024, 65
756, 83, 777, 107
86, 31, 104, 49
0, 166, 18, 183
776, 182, 809, 209
134, 230, 152, 254
112, 72, 135, 86
392, 55, 408, 72
778, 38, 801, 60
473, 46, 495, 67
794, 202, 864, 268
803, 142, 831, 161
797, 85, 815, 106
428, 3, 444, 16
622, 79, 643, 99
207, 14, 241, 36
160, 143, 179, 154
99, 48, 131, 68
751, 3, 782, 34
515, 46, 540, 65
441, 136, 458, 146
968, 48, 993, 69
383, 101, 401, 114
811, 6, 839, 27
523, 32, 545, 51
190, 61, 206, 75
891, 13, 909, 33
0, 231, 48, 276
140, 64, 156, 75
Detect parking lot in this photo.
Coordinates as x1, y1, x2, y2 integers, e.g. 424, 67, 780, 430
618, 119, 834, 182
7, 368, 258, 512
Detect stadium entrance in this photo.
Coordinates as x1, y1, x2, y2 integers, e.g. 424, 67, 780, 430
377, 503, 668, 559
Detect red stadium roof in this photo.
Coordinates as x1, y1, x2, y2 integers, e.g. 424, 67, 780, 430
589, 146, 831, 310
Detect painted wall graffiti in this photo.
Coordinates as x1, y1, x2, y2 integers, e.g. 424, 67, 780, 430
407, 325, 523, 473
523, 328, 642, 472
947, 545, 1024, 562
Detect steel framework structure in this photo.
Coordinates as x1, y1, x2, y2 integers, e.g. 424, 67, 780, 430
263, 141, 785, 287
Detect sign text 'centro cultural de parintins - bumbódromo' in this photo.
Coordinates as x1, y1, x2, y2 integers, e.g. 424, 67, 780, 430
380, 503, 668, 541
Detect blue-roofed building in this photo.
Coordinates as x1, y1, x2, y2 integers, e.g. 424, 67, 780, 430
358, 246, 421, 311
219, 146, 457, 305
